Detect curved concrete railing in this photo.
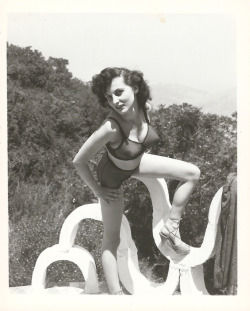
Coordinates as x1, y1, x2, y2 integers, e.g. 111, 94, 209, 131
124, 177, 223, 295
135, 177, 223, 267
31, 244, 99, 294
31, 177, 223, 295
58, 203, 103, 251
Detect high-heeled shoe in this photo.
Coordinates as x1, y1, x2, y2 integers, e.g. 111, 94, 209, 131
159, 218, 190, 256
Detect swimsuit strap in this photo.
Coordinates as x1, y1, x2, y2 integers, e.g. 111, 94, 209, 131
143, 106, 150, 124
107, 117, 127, 138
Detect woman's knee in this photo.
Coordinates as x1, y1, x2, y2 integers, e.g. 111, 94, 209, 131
188, 164, 200, 182
102, 234, 121, 253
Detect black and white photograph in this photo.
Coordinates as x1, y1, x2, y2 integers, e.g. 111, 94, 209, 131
1, 1, 249, 310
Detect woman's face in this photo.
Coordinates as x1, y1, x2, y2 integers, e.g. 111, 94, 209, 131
104, 76, 138, 115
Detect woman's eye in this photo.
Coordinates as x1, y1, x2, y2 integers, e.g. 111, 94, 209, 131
115, 90, 123, 96
105, 90, 123, 101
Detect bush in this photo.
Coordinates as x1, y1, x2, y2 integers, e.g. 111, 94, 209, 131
8, 44, 237, 293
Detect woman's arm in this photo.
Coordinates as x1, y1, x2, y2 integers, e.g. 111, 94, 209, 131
72, 119, 120, 202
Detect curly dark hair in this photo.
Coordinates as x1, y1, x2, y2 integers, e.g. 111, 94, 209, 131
91, 67, 152, 108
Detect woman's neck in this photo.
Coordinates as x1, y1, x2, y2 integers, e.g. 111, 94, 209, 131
121, 103, 145, 126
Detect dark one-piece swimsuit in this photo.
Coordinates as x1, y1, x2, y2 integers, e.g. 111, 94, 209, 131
97, 115, 159, 189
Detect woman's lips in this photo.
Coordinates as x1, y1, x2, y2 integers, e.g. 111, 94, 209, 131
116, 105, 124, 110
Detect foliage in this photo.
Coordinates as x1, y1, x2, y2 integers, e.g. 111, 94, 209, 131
8, 44, 237, 294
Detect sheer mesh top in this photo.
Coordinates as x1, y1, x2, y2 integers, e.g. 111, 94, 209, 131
106, 116, 159, 160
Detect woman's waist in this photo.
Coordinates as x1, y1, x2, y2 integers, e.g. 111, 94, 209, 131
107, 151, 143, 171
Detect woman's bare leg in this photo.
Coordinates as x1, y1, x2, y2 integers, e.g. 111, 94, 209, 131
133, 153, 200, 243
100, 188, 124, 294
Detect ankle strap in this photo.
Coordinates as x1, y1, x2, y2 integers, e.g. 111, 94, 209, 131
169, 217, 182, 224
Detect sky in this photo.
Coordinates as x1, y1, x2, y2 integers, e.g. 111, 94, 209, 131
7, 13, 236, 94
2, 4, 250, 310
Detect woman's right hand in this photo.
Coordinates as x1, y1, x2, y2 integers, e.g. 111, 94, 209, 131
94, 185, 122, 204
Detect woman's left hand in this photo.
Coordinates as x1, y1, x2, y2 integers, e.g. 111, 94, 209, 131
94, 185, 122, 204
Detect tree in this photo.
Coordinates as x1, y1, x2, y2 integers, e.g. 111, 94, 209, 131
7, 44, 237, 291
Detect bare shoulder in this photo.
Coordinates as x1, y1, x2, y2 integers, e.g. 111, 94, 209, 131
92, 117, 119, 142
101, 115, 121, 133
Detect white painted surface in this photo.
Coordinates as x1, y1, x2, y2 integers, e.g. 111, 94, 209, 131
31, 177, 222, 295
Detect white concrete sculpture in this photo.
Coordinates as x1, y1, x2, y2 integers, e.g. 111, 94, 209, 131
31, 244, 99, 294
31, 177, 223, 295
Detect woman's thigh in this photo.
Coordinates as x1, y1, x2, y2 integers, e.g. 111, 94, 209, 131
133, 153, 200, 181
100, 187, 125, 240
97, 152, 136, 189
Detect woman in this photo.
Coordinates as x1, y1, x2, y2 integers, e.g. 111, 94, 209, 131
73, 67, 200, 295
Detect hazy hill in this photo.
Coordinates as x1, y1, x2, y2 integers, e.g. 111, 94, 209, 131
150, 84, 236, 116
8, 44, 237, 292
